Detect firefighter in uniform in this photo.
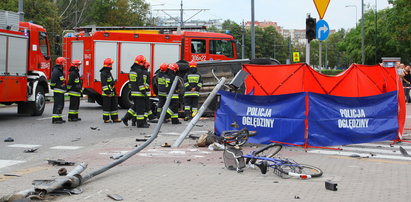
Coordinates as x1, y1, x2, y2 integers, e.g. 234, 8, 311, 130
121, 55, 149, 128
168, 63, 182, 124
183, 61, 203, 121
143, 61, 157, 122
100, 58, 121, 123
67, 60, 82, 121
50, 57, 67, 124
156, 63, 171, 122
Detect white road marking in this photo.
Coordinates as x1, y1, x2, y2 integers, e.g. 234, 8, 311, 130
341, 146, 404, 155
345, 143, 411, 150
308, 149, 411, 161
0, 160, 25, 169
50, 146, 83, 150
8, 144, 41, 148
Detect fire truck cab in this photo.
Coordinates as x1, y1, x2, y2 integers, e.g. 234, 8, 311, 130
0, 10, 51, 115
63, 27, 237, 108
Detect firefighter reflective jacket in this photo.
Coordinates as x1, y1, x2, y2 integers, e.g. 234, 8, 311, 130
67, 66, 82, 97
50, 65, 66, 94
143, 68, 150, 96
183, 68, 203, 97
129, 64, 146, 97
100, 67, 115, 96
157, 70, 171, 97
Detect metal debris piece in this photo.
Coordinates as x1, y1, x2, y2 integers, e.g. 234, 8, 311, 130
349, 154, 361, 158
135, 138, 148, 142
161, 142, 171, 147
47, 159, 75, 166
399, 146, 411, 157
325, 181, 338, 191
4, 137, 14, 142
58, 168, 67, 176
24, 148, 39, 153
110, 153, 124, 160
90, 127, 98, 130
294, 196, 300, 199
71, 138, 81, 142
3, 174, 21, 177
107, 194, 123, 201
188, 134, 200, 140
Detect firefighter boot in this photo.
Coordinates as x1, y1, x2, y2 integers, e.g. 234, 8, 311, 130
184, 110, 192, 121
137, 120, 149, 128
52, 118, 65, 124
121, 113, 132, 126
131, 117, 136, 126
172, 118, 181, 125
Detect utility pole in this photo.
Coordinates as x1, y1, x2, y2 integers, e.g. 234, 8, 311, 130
251, 0, 256, 59
319, 41, 322, 68
180, 0, 184, 27
242, 20, 245, 59
18, 0, 24, 21
273, 32, 276, 59
288, 36, 292, 64
325, 42, 328, 68
361, 0, 365, 64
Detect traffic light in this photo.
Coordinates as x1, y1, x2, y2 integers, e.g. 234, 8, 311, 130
306, 16, 316, 43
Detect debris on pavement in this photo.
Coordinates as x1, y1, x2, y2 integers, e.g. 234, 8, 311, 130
399, 146, 411, 157
325, 181, 338, 191
3, 174, 21, 177
196, 131, 218, 147
71, 138, 81, 142
349, 154, 361, 158
294, 196, 300, 199
90, 127, 98, 130
4, 137, 14, 142
161, 142, 171, 147
24, 148, 39, 153
107, 194, 123, 201
188, 134, 200, 140
58, 168, 67, 176
47, 159, 75, 166
135, 138, 148, 142
208, 143, 224, 151
110, 153, 124, 160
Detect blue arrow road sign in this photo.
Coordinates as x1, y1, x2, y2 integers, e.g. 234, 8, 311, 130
316, 20, 329, 41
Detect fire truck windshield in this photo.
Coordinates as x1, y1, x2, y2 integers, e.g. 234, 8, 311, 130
209, 39, 233, 58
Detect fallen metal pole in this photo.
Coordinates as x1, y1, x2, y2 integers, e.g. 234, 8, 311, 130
173, 77, 226, 147
2, 77, 180, 201
82, 76, 180, 182
5, 163, 87, 200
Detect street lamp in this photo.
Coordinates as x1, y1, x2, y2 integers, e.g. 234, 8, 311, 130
150, 3, 165, 25
345, 5, 358, 26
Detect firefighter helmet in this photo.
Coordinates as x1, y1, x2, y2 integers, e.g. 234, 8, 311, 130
135, 55, 146, 65
189, 61, 197, 68
103, 58, 114, 67
56, 57, 66, 65
169, 63, 179, 72
160, 63, 168, 72
71, 60, 82, 67
144, 61, 150, 69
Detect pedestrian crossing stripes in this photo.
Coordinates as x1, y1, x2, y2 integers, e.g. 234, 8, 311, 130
8, 144, 41, 148
0, 160, 25, 170
50, 146, 83, 150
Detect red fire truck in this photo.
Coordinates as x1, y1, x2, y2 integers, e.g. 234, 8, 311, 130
63, 27, 237, 108
0, 10, 51, 115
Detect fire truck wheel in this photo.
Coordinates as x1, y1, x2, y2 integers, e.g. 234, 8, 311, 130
119, 86, 132, 109
31, 85, 46, 116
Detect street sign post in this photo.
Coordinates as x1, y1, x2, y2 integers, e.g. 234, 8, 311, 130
316, 19, 329, 41
313, 0, 330, 19
293, 52, 300, 62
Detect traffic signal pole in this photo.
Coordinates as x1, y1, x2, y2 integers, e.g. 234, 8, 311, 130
306, 40, 310, 65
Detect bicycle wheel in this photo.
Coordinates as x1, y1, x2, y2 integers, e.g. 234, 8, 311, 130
275, 164, 323, 179
221, 131, 248, 147
247, 143, 282, 165
254, 143, 283, 158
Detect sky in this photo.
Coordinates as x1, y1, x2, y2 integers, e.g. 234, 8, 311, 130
146, 0, 391, 30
